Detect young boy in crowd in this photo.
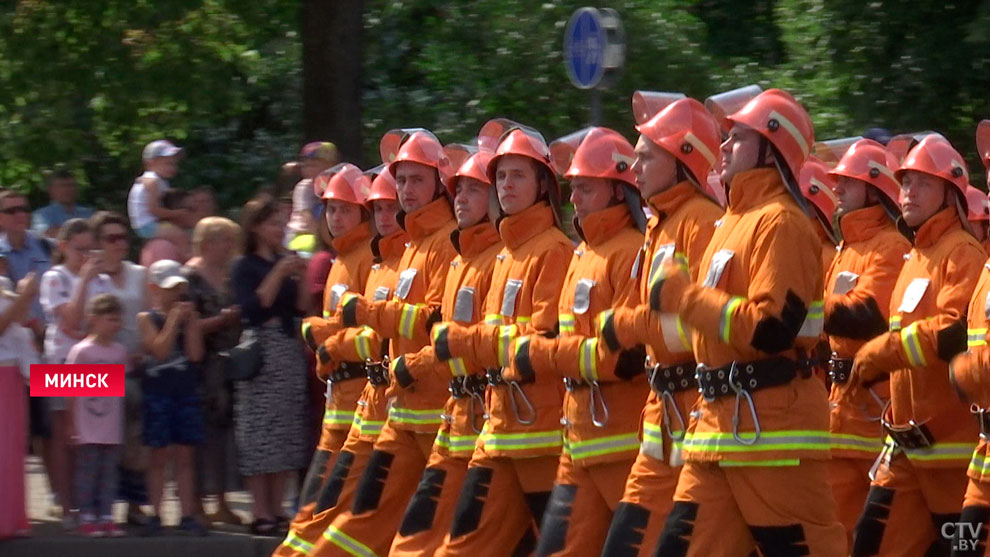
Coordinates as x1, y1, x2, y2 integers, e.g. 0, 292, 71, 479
67, 294, 128, 538
128, 140, 186, 240
137, 260, 206, 536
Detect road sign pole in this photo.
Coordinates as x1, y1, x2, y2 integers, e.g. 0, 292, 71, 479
591, 89, 602, 126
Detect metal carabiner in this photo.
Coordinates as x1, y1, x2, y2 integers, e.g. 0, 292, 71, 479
972, 403, 990, 441
589, 381, 610, 428
868, 440, 894, 482
861, 387, 887, 422
728, 361, 761, 445
508, 380, 536, 425
468, 390, 487, 434
660, 390, 687, 441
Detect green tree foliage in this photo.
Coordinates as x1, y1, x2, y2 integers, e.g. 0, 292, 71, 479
2, 0, 989, 214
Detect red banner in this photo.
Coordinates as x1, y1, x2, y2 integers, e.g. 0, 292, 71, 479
30, 364, 126, 397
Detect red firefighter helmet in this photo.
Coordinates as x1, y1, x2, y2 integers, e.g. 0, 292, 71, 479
705, 84, 763, 134
316, 163, 371, 205
799, 156, 838, 244
631, 91, 686, 126
482, 121, 558, 194
966, 186, 990, 222
380, 128, 452, 187
725, 88, 815, 183
828, 139, 901, 206
550, 127, 636, 188
636, 97, 723, 190
896, 133, 969, 196
446, 151, 494, 198
887, 131, 936, 164
364, 165, 398, 208
812, 136, 862, 167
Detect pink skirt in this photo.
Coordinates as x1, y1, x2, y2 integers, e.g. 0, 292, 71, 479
0, 365, 28, 538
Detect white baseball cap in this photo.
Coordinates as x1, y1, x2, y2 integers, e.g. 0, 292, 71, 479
148, 259, 189, 289
142, 139, 183, 161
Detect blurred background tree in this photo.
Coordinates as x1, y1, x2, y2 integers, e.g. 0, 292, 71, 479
1, 0, 988, 215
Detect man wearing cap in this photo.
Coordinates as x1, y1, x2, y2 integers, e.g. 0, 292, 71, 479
287, 142, 339, 251
650, 89, 845, 555
127, 139, 186, 240
819, 139, 909, 545
846, 134, 984, 555
314, 129, 458, 556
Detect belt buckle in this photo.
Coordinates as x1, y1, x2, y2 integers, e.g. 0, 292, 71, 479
695, 363, 717, 402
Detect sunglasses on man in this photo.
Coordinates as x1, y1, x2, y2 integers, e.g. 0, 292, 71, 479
1, 205, 29, 215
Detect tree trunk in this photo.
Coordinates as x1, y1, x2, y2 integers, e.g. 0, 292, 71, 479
301, 0, 364, 165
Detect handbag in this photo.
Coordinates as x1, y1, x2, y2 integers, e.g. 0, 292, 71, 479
221, 328, 264, 381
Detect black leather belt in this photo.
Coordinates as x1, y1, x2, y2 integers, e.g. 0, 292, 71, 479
330, 361, 367, 383
696, 357, 811, 401
650, 362, 697, 394
450, 374, 487, 398
366, 362, 390, 386
828, 357, 853, 384
486, 368, 505, 386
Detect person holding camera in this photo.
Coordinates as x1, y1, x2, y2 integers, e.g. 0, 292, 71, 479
137, 259, 206, 536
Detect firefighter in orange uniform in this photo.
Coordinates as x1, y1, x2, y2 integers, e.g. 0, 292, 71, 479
587, 98, 725, 557
279, 167, 408, 556
431, 122, 574, 554
846, 134, 984, 556
388, 148, 504, 556
497, 126, 647, 555
966, 185, 990, 254
799, 156, 840, 272
651, 89, 846, 555
281, 164, 375, 553
819, 139, 909, 545
314, 129, 458, 556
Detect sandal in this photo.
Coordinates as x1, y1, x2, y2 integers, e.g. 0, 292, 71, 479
249, 518, 278, 537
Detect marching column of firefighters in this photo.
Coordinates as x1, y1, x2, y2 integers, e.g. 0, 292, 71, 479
278, 86, 990, 556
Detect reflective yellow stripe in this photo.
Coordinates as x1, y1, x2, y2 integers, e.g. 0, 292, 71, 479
720, 297, 745, 343
484, 314, 504, 326
301, 321, 312, 340
885, 436, 974, 463
480, 428, 563, 451
497, 325, 517, 368
829, 432, 883, 454
281, 529, 315, 554
641, 421, 665, 460
323, 408, 356, 427
564, 432, 640, 460
447, 357, 468, 377
323, 525, 377, 557
720, 459, 801, 467
559, 313, 576, 335
322, 309, 331, 319
388, 405, 444, 426
516, 316, 532, 326
579, 338, 599, 382
797, 300, 824, 338
352, 414, 385, 437
684, 430, 831, 454
970, 449, 990, 476
354, 328, 374, 361
889, 315, 902, 331
660, 313, 692, 353
900, 322, 927, 367
399, 304, 422, 340
969, 328, 988, 349
435, 430, 479, 454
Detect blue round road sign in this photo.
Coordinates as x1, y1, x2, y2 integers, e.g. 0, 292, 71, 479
564, 7, 606, 90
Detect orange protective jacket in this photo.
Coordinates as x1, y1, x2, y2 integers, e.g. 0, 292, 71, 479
823, 205, 909, 459
515, 205, 646, 467
949, 259, 990, 482
433, 202, 573, 458
416, 222, 504, 459
852, 207, 983, 468
341, 197, 457, 434
596, 183, 721, 464
319, 229, 409, 441
317, 221, 375, 430
664, 168, 829, 465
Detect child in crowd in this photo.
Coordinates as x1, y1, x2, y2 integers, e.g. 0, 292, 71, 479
67, 294, 127, 537
137, 260, 206, 536
127, 140, 185, 240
